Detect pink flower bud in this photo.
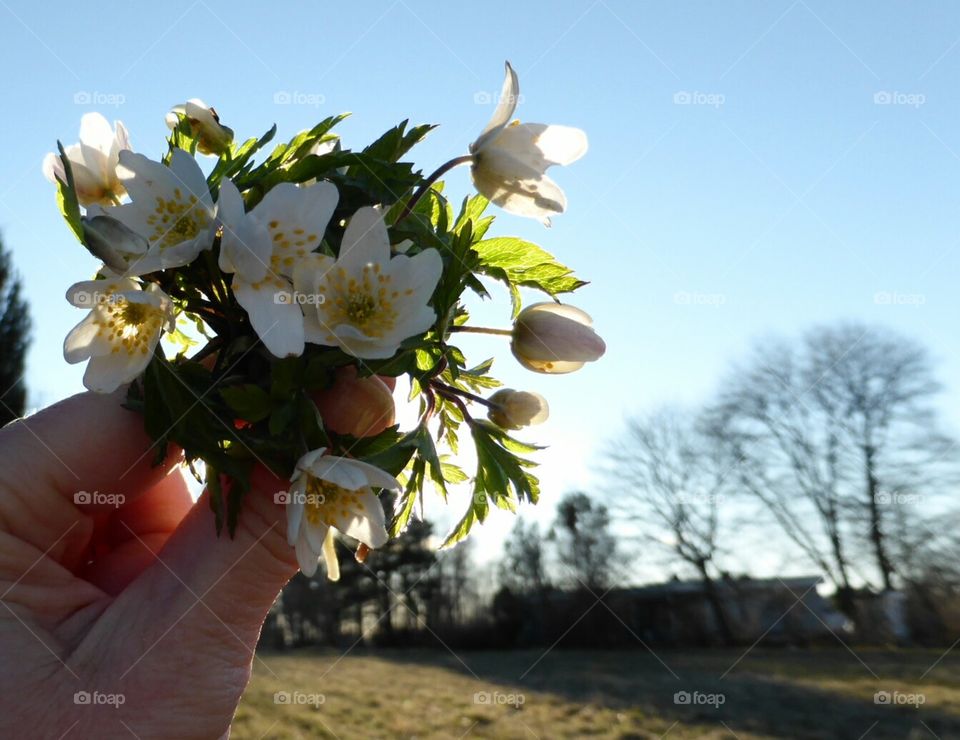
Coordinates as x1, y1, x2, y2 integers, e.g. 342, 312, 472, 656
488, 389, 549, 429
511, 302, 605, 374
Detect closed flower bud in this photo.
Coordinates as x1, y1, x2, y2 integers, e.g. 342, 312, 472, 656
488, 389, 549, 430
511, 302, 605, 374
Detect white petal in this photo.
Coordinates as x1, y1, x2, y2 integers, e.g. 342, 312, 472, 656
292, 253, 335, 297
158, 230, 216, 271
251, 181, 338, 243
339, 458, 402, 491
63, 311, 105, 363
217, 180, 272, 282
82, 349, 152, 393
286, 495, 305, 547
473, 61, 520, 152
523, 301, 594, 326
338, 206, 390, 271
384, 247, 443, 300
330, 324, 399, 360
295, 535, 320, 577
490, 123, 588, 168
167, 149, 212, 207
42, 152, 64, 185
294, 448, 327, 477
471, 162, 567, 222
232, 278, 305, 358
307, 456, 369, 492
329, 488, 389, 549
116, 150, 177, 200
78, 113, 116, 155
112, 121, 131, 156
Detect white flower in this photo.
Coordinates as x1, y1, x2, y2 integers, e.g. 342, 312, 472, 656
293, 206, 442, 359
285, 448, 400, 579
469, 62, 588, 226
217, 179, 339, 358
487, 389, 549, 430
87, 149, 217, 276
511, 302, 606, 374
165, 99, 233, 156
42, 113, 131, 207
63, 277, 175, 393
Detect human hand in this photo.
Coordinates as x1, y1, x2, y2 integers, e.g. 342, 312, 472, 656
0, 371, 395, 739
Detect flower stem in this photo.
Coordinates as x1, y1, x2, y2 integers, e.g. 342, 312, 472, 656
431, 380, 497, 410
448, 325, 513, 337
396, 154, 474, 223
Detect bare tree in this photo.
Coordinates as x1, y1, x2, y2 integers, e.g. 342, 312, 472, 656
804, 324, 957, 590
706, 324, 958, 628
610, 408, 735, 643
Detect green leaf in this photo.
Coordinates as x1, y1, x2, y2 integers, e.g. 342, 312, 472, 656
53, 143, 83, 242
220, 384, 272, 423
442, 500, 483, 548
390, 457, 425, 536
209, 124, 277, 187
472, 236, 587, 299
268, 401, 298, 435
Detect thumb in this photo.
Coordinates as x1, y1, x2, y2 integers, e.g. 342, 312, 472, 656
78, 466, 298, 698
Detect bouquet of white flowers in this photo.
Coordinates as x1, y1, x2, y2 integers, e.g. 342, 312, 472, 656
44, 62, 604, 579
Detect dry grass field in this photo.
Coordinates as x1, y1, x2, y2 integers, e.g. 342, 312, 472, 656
232, 647, 960, 738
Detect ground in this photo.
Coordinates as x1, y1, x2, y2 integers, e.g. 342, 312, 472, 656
233, 647, 960, 739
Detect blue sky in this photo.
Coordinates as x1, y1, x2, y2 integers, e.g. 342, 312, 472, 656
1, 1, 958, 579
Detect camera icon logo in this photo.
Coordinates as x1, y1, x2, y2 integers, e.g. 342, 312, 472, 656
274, 291, 292, 305
274, 491, 292, 505
473, 691, 491, 704
674, 691, 691, 705
73, 91, 91, 105
273, 91, 291, 105
74, 691, 91, 705
273, 691, 291, 704
74, 491, 92, 505
673, 91, 692, 105
874, 691, 891, 705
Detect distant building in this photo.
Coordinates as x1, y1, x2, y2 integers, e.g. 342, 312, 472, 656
607, 575, 850, 646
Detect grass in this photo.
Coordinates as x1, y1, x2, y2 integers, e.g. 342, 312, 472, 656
233, 646, 960, 738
